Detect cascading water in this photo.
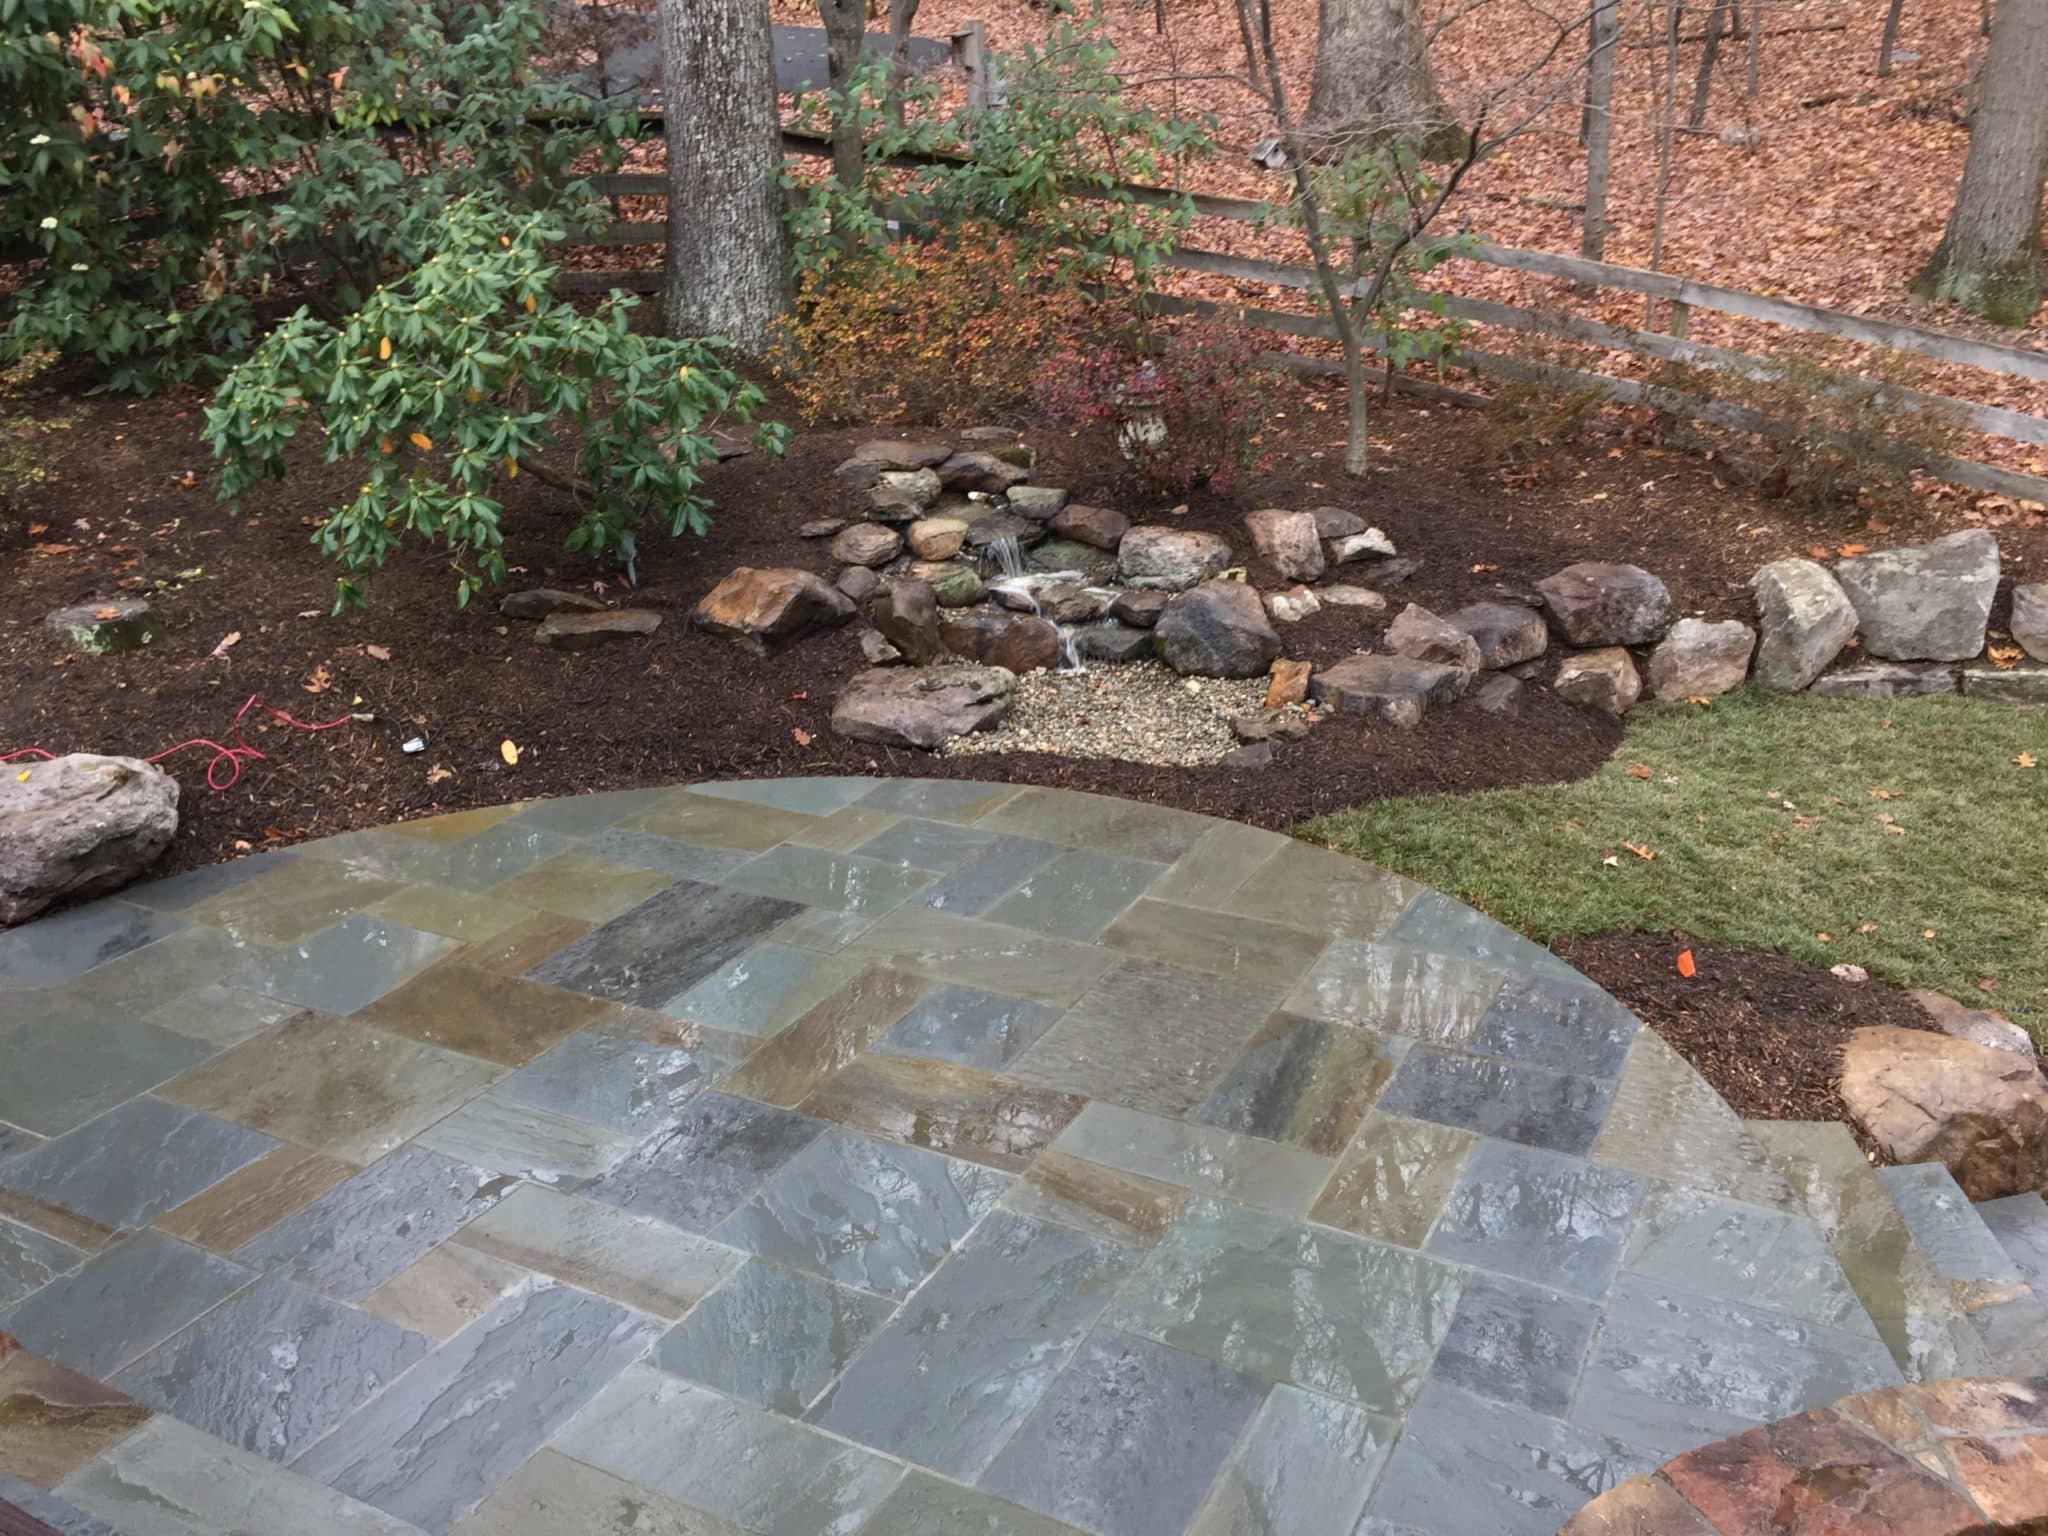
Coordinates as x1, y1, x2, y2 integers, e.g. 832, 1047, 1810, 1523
982, 534, 1026, 582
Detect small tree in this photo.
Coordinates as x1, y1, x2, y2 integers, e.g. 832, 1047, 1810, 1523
207, 197, 786, 608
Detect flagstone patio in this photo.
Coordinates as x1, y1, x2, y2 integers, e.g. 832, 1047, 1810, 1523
1, 778, 2043, 1536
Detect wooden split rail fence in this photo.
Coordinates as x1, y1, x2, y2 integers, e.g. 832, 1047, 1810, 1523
570, 128, 2048, 504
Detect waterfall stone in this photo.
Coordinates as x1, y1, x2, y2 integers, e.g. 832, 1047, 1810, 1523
867, 581, 945, 665
1048, 503, 1130, 552
829, 524, 904, 568
939, 611, 1061, 673
936, 452, 1030, 494
1119, 528, 1234, 591
853, 439, 952, 470
906, 518, 969, 561
906, 562, 987, 608
1109, 590, 1170, 629
831, 666, 1017, 749
1155, 581, 1282, 679
1006, 487, 1069, 520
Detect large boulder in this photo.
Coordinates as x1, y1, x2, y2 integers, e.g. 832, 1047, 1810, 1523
906, 561, 986, 608
906, 517, 968, 561
1385, 603, 1482, 679
831, 665, 1016, 750
1308, 653, 1465, 728
867, 581, 945, 665
1048, 503, 1130, 552
1536, 562, 1672, 646
693, 567, 855, 653
830, 523, 903, 568
2015, 583, 2048, 664
1108, 589, 1169, 629
1307, 507, 1367, 541
1242, 509, 1326, 583
1646, 618, 1755, 699
938, 610, 1061, 673
1834, 531, 2000, 662
1752, 558, 1857, 691
1554, 647, 1641, 714
1006, 486, 1068, 520
1155, 581, 1282, 679
936, 452, 1029, 494
1447, 602, 1548, 670
1839, 1026, 2048, 1200
1118, 527, 1234, 591
1, 754, 180, 924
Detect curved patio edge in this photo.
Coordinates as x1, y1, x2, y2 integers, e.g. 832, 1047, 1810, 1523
1559, 1377, 2048, 1534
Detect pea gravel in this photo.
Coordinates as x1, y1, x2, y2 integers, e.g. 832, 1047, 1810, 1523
940, 660, 1278, 767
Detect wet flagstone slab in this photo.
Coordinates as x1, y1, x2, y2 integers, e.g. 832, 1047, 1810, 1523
54, 924, 263, 1015
784, 805, 905, 856
359, 1241, 529, 1340
1590, 1033, 1795, 1207
454, 1184, 741, 1319
0, 1467, 123, 1536
1622, 1183, 1874, 1333
581, 1092, 825, 1234
506, 787, 678, 837
1192, 1013, 1402, 1155
651, 1259, 895, 1414
1185, 1382, 1396, 1536
859, 1471, 1089, 1536
160, 1014, 501, 1164
124, 850, 298, 914
852, 816, 999, 872
1427, 1271, 1602, 1416
450, 1448, 753, 1536
152, 1145, 357, 1256
810, 1210, 1136, 1479
294, 1283, 659, 1532
0, 1221, 79, 1312
721, 845, 937, 916
113, 1271, 427, 1462
526, 881, 805, 1009
1050, 1104, 1334, 1217
983, 850, 1167, 942
1141, 821, 1289, 910
799, 1054, 1085, 1173
1108, 1198, 1464, 1412
716, 965, 928, 1109
582, 827, 757, 883
857, 778, 1019, 820
363, 886, 540, 943
234, 1145, 515, 1302
1425, 1140, 1645, 1297
0, 903, 184, 990
1000, 1150, 1191, 1250
181, 856, 403, 947
663, 943, 867, 1038
558, 1365, 904, 1536
357, 961, 625, 1066
333, 822, 573, 892
1368, 1381, 1656, 1536
0, 1097, 275, 1233
1215, 843, 1420, 941
979, 1328, 1265, 1536
873, 983, 1063, 1070
1377, 1046, 1615, 1156
0, 1339, 151, 1488
1099, 899, 1326, 993
0, 1011, 214, 1138
141, 984, 300, 1049
1467, 975, 1639, 1080
1282, 940, 1506, 1045
715, 1130, 1007, 1298
845, 910, 1116, 1007
1386, 893, 1582, 980
415, 1095, 639, 1187
1307, 1111, 1474, 1248
229, 915, 459, 1016
1008, 959, 1283, 1116
691, 778, 879, 817
627, 794, 826, 851
0, 1233, 252, 1380
56, 1416, 425, 1536
911, 834, 1062, 918
491, 1028, 744, 1136
487, 852, 678, 924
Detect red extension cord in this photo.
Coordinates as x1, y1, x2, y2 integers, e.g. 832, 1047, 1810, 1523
2, 695, 358, 793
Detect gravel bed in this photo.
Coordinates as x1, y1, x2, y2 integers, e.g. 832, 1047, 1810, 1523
940, 661, 1276, 766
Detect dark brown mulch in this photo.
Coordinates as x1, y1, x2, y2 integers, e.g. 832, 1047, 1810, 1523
1556, 932, 1937, 1140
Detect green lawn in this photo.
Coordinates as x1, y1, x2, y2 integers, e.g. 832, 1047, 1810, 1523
1300, 688, 2048, 1022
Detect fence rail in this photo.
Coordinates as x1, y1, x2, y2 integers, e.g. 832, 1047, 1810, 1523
575, 129, 2048, 502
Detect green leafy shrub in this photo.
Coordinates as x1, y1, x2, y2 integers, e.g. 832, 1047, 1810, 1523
206, 196, 785, 608
2, 0, 631, 388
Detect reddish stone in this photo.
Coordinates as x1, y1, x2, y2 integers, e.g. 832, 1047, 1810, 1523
692, 567, 855, 653
1662, 1409, 1983, 1535
1264, 658, 1312, 711
1554, 1475, 1718, 1535
1944, 1432, 2048, 1526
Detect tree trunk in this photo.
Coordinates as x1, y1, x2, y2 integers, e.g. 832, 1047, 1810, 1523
817, 0, 866, 189
1582, 0, 1619, 258
885, 0, 921, 123
1689, 0, 1729, 126
1876, 0, 1906, 76
1306, 0, 1459, 155
659, 0, 790, 351
1912, 0, 2048, 325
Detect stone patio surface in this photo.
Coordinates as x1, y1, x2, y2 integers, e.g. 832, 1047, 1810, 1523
0, 778, 2039, 1536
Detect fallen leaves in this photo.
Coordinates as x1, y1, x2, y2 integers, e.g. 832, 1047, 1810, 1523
210, 631, 240, 658
364, 643, 391, 662
791, 727, 814, 746
1625, 761, 1652, 779
302, 663, 332, 694
1987, 644, 2023, 670
426, 764, 454, 785
499, 739, 521, 766
2017, 753, 2038, 769
1622, 841, 1657, 860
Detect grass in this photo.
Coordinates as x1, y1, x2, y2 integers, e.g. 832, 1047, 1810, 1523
1300, 688, 2048, 1022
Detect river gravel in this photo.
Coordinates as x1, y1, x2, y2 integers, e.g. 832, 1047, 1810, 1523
939, 661, 1279, 766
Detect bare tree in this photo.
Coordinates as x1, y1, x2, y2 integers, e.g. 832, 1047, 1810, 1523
659, 0, 790, 350
816, 0, 868, 190
1912, 0, 2048, 324
1582, 0, 1619, 258
1307, 0, 1461, 153
885, 0, 923, 121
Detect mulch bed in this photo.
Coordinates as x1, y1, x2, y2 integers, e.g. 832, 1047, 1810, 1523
4, 373, 2016, 1124
1556, 933, 1937, 1142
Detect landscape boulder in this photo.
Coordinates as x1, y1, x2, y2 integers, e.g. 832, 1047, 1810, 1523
1554, 647, 1641, 714
693, 567, 855, 653
866, 581, 945, 665
829, 523, 903, 568
1447, 601, 1549, 670
1243, 509, 1326, 583
831, 665, 1016, 749
875, 468, 943, 510
1912, 988, 2037, 1063
1385, 603, 1483, 679
1, 754, 179, 924
2014, 583, 2048, 664
1307, 507, 1367, 541
939, 610, 1061, 673
1108, 589, 1169, 628
1646, 618, 1755, 699
1472, 673, 1524, 715
853, 438, 951, 470
936, 452, 1029, 494
1155, 581, 1282, 679
1328, 529, 1397, 564
534, 609, 661, 650
1075, 624, 1154, 664
500, 588, 603, 620
906, 517, 968, 561
1048, 503, 1129, 552
1751, 558, 1858, 691
836, 566, 882, 604
906, 561, 986, 608
1309, 653, 1465, 728
1006, 486, 1068, 520
1834, 530, 1999, 661
1119, 527, 1235, 591
1839, 1026, 2048, 1200
1321, 585, 1387, 612
1808, 664, 1956, 700
45, 599, 164, 656
1536, 562, 1672, 646
1267, 586, 1321, 624
1219, 743, 1274, 770
1265, 658, 1312, 710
